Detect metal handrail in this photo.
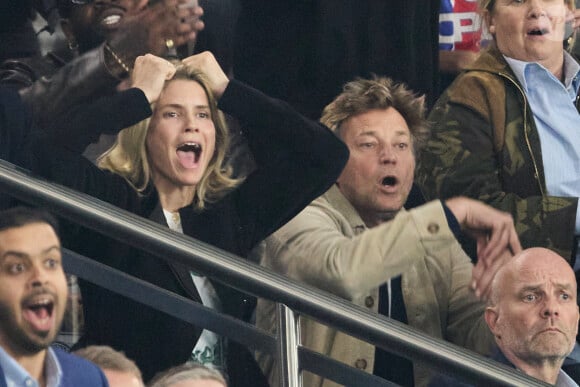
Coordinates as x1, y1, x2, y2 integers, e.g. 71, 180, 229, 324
277, 304, 300, 387
0, 160, 549, 386
61, 247, 400, 387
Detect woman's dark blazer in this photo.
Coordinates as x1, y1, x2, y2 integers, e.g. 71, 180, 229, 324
26, 80, 349, 385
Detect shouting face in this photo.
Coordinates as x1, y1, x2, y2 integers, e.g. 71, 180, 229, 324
485, 0, 570, 71
0, 222, 67, 357
146, 79, 216, 201
336, 108, 415, 227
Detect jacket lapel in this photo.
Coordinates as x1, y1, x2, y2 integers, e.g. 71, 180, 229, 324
149, 202, 202, 303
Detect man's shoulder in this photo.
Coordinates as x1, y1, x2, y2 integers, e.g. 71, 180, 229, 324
433, 48, 509, 119
277, 191, 349, 234
312, 186, 360, 223
262, 187, 355, 254
52, 348, 108, 387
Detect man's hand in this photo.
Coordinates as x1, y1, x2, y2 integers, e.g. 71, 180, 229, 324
471, 248, 511, 301
131, 54, 176, 103
108, 0, 204, 63
182, 51, 229, 98
445, 197, 522, 299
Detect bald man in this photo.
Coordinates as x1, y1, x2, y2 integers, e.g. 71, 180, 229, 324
484, 247, 579, 385
431, 247, 579, 386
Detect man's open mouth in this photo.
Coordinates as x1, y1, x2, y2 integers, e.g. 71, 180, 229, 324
381, 176, 398, 187
528, 28, 549, 36
101, 14, 122, 26
22, 295, 55, 332
98, 6, 126, 28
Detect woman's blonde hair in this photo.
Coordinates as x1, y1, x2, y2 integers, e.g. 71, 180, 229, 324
98, 66, 242, 210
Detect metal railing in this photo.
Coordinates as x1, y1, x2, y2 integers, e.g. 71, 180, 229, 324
0, 160, 550, 387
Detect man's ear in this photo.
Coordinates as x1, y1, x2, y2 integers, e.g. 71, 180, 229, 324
485, 306, 500, 338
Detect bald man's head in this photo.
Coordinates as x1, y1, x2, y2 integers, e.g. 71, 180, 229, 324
484, 248, 579, 378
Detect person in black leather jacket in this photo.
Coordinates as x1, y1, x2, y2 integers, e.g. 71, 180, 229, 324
0, 0, 203, 131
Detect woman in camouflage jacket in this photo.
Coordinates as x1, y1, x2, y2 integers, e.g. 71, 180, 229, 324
418, 0, 579, 264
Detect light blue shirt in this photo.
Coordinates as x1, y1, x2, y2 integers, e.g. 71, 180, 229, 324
0, 346, 62, 387
557, 368, 579, 387
505, 53, 580, 266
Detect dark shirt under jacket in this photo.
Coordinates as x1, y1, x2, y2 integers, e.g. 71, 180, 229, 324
25, 80, 349, 385
371, 193, 459, 387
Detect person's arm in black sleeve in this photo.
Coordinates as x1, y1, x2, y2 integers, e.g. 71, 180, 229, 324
36, 87, 152, 152
218, 79, 349, 250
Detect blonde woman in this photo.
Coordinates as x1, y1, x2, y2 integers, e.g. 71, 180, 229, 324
25, 51, 348, 386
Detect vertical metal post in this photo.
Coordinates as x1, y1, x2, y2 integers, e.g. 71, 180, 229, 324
276, 303, 301, 387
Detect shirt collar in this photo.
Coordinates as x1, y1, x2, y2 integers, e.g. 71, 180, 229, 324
494, 348, 578, 387
0, 346, 62, 387
557, 368, 579, 387
44, 348, 62, 387
562, 51, 580, 90
504, 52, 580, 94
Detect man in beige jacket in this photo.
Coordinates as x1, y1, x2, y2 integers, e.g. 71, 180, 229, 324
256, 76, 522, 387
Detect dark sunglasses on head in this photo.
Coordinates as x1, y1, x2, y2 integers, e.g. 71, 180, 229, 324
71, 0, 93, 4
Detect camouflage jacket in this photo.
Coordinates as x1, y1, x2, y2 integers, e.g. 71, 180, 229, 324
417, 46, 579, 263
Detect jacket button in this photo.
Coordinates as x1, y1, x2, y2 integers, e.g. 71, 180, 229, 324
355, 358, 367, 370
427, 223, 439, 234
364, 296, 374, 308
